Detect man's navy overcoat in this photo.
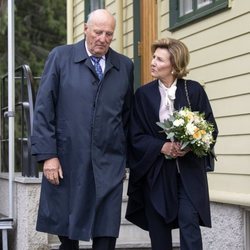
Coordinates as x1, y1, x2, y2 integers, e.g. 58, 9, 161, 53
31, 40, 134, 240
125, 79, 218, 231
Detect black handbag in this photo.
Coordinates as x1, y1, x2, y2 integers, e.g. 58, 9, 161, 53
184, 80, 217, 172
205, 148, 217, 172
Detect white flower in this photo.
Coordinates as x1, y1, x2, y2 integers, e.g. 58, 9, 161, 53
156, 107, 215, 157
186, 122, 197, 135
173, 119, 184, 127
179, 109, 187, 116
202, 133, 213, 145
194, 115, 202, 123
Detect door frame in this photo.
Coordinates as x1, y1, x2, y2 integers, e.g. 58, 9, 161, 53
133, 0, 157, 88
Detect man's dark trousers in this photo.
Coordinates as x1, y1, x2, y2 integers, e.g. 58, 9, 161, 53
59, 236, 116, 250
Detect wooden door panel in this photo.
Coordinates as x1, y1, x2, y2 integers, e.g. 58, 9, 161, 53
140, 0, 157, 85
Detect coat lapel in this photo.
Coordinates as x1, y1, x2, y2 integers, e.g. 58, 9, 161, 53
72, 40, 97, 77
148, 79, 187, 120
149, 80, 162, 122
104, 48, 120, 76
72, 40, 118, 80
174, 79, 187, 110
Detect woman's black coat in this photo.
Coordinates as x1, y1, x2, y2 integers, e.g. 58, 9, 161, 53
125, 79, 218, 231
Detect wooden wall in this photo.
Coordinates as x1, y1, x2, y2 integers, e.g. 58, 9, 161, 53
158, 0, 250, 204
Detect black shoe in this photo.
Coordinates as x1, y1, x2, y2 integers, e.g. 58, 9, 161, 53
58, 235, 79, 250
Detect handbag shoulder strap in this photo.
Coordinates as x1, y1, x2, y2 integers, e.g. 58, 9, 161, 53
184, 80, 192, 110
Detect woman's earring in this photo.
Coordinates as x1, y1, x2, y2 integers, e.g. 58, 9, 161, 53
171, 71, 174, 75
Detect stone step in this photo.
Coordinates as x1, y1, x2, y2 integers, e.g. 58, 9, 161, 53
50, 242, 180, 250
49, 177, 180, 249
48, 203, 180, 246
49, 229, 180, 249
50, 242, 151, 250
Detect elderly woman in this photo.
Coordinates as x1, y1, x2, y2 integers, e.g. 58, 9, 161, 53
126, 38, 218, 250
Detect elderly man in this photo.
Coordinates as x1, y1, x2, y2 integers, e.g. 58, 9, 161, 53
32, 9, 134, 250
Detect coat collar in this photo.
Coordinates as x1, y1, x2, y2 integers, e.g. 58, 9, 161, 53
72, 39, 120, 72
73, 40, 89, 62
149, 78, 187, 112
174, 78, 187, 110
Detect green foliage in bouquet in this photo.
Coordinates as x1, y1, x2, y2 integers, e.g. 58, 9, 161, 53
157, 107, 215, 157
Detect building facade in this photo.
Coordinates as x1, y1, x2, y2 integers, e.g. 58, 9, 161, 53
0, 1, 249, 249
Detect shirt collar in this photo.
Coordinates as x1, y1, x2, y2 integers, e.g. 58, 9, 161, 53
158, 78, 177, 90
85, 41, 105, 61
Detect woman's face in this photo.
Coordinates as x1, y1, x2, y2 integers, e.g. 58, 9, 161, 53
151, 47, 174, 83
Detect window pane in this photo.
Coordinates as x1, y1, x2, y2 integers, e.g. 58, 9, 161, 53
85, 0, 105, 22
197, 0, 213, 9
170, 0, 229, 30
179, 0, 193, 16
91, 0, 105, 11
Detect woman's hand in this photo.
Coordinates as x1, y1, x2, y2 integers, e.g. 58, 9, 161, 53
161, 142, 174, 157
161, 142, 190, 158
172, 142, 190, 158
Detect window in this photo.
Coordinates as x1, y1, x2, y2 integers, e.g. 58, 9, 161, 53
84, 0, 105, 22
179, 0, 193, 16
169, 0, 230, 30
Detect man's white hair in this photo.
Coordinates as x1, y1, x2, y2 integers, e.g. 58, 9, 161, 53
86, 9, 116, 26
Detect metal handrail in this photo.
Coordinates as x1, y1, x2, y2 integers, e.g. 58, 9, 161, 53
0, 64, 38, 177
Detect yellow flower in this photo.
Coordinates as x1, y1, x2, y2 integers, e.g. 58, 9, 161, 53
156, 107, 215, 157
193, 131, 202, 139
187, 112, 194, 121
193, 128, 204, 139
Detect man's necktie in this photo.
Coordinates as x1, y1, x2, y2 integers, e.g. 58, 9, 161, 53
91, 56, 103, 80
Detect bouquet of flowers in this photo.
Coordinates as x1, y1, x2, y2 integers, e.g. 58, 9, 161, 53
156, 107, 215, 157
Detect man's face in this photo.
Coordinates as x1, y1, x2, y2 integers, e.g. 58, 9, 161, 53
84, 18, 115, 57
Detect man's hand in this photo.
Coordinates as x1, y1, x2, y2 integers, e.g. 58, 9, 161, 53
43, 157, 63, 185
